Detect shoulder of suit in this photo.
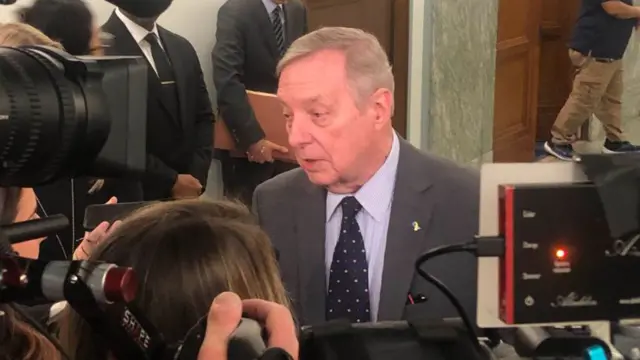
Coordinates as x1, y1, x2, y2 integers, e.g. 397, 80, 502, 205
158, 26, 194, 47
255, 167, 308, 197
291, 0, 307, 10
219, 0, 251, 15
158, 26, 182, 40
100, 12, 118, 32
402, 141, 480, 191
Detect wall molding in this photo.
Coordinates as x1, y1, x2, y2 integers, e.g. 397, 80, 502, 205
406, 0, 430, 149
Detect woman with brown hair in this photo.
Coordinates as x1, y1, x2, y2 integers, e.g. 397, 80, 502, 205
0, 304, 61, 360
57, 200, 291, 360
0, 22, 63, 48
0, 187, 62, 360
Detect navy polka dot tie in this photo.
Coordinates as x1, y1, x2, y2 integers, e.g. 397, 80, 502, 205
326, 196, 371, 323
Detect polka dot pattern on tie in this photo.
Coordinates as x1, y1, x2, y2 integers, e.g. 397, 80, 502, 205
326, 196, 371, 323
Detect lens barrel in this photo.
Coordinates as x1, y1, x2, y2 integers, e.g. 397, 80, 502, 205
0, 46, 107, 186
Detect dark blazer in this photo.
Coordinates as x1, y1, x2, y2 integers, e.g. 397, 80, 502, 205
253, 139, 480, 325
212, 0, 307, 150
102, 13, 214, 200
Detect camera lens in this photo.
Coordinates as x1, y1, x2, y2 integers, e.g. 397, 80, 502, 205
0, 46, 107, 186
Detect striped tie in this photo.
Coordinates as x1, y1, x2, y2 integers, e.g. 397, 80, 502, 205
272, 7, 285, 57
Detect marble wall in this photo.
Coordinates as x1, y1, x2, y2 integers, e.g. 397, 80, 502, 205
420, 0, 499, 165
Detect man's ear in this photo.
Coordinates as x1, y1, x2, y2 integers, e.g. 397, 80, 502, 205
371, 88, 394, 129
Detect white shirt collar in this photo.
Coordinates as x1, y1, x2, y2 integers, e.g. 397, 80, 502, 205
262, 0, 283, 17
115, 8, 160, 45
326, 132, 400, 223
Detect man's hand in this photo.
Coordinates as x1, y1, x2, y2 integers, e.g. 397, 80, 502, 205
172, 174, 203, 199
74, 197, 122, 260
197, 292, 298, 360
247, 139, 289, 164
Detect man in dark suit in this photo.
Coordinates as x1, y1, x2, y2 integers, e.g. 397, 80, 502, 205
213, 0, 307, 205
253, 27, 480, 326
102, 7, 213, 201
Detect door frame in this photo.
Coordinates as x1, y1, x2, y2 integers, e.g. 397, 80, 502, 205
406, 0, 428, 149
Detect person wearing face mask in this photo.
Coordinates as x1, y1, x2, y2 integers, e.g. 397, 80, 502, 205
212, 0, 307, 206
101, 4, 213, 201
253, 27, 480, 326
19, 0, 105, 56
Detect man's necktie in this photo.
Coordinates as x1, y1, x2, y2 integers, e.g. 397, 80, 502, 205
272, 7, 285, 57
326, 196, 371, 323
144, 33, 175, 84
144, 32, 180, 121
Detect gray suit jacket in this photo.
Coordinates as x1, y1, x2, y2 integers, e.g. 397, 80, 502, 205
253, 139, 480, 325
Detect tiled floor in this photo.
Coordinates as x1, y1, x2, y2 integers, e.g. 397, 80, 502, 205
537, 116, 640, 162
577, 116, 640, 153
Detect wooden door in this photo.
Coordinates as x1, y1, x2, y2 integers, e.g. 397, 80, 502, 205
304, 0, 409, 138
537, 0, 581, 141
493, 0, 542, 162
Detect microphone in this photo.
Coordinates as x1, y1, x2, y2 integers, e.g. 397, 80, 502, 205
105, 0, 173, 18
1, 214, 69, 244
0, 256, 137, 304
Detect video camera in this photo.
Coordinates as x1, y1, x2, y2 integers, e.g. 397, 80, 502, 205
469, 155, 640, 359
0, 20, 268, 360
0, 45, 146, 186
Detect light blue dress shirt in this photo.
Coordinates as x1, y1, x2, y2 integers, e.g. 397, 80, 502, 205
325, 132, 400, 321
262, 0, 286, 37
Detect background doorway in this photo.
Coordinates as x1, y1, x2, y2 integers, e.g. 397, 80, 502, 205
304, 0, 410, 138
493, 0, 581, 162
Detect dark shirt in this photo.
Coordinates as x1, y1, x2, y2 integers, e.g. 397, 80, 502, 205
570, 0, 636, 60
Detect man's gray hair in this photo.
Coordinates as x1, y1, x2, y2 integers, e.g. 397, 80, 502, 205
277, 27, 395, 107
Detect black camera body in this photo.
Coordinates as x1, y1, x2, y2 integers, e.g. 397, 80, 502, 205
0, 46, 147, 187
0, 44, 265, 360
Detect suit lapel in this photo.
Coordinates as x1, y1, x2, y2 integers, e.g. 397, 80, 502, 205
295, 182, 327, 325
101, 13, 176, 125
253, 0, 279, 60
377, 140, 435, 321
158, 27, 187, 128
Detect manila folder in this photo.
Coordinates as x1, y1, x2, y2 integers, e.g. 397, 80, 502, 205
214, 90, 295, 162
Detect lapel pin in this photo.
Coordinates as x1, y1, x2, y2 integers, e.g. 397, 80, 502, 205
412, 221, 421, 232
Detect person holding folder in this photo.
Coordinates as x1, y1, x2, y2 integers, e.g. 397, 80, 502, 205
212, 0, 308, 205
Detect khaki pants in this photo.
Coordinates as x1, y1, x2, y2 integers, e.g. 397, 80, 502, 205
551, 49, 624, 145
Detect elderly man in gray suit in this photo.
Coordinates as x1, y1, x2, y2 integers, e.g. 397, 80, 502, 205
253, 27, 480, 326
